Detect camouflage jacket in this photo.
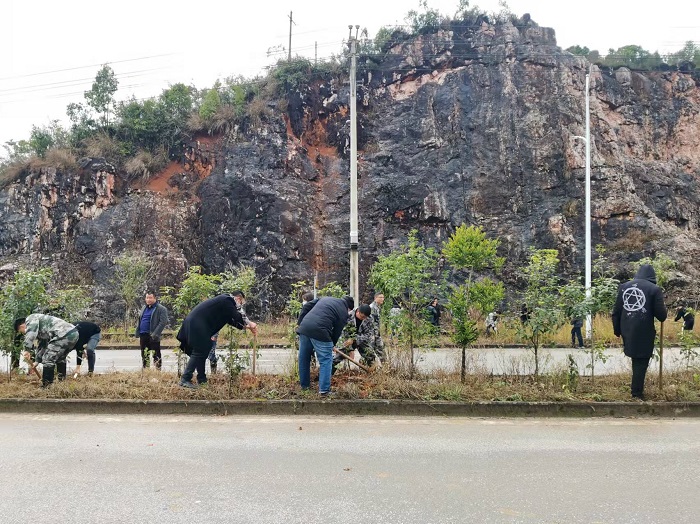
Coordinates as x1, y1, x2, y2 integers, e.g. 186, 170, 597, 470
355, 316, 381, 352
23, 314, 77, 349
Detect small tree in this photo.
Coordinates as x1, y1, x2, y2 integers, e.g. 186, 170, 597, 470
84, 64, 119, 128
369, 230, 442, 376
632, 253, 675, 289
112, 252, 154, 333
442, 224, 504, 382
518, 249, 564, 377
0, 268, 52, 369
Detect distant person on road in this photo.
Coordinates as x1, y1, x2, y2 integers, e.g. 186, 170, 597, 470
571, 317, 584, 348
485, 310, 500, 336
177, 294, 256, 388
520, 303, 531, 325
135, 291, 169, 369
71, 321, 101, 376
612, 264, 668, 400
208, 332, 219, 373
674, 304, 695, 332
14, 314, 79, 387
427, 298, 441, 328
297, 295, 354, 396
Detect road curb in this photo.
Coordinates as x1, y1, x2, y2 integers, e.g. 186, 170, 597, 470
1, 398, 699, 417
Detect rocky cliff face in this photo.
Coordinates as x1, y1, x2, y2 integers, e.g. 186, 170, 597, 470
2, 15, 700, 318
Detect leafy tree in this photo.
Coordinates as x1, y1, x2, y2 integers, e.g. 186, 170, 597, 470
26, 121, 70, 158
219, 263, 256, 298
405, 0, 445, 35
632, 253, 675, 289
0, 268, 52, 368
160, 266, 220, 322
84, 64, 119, 127
199, 86, 222, 122
112, 252, 154, 332
566, 45, 591, 57
518, 249, 564, 377
442, 224, 504, 382
560, 246, 619, 381
0, 268, 91, 371
317, 281, 346, 298
369, 230, 442, 376
603, 45, 663, 70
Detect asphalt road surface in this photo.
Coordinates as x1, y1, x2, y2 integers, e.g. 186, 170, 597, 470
1, 414, 699, 523
1, 346, 688, 376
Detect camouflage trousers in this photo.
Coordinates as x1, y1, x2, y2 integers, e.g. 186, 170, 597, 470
35, 329, 79, 369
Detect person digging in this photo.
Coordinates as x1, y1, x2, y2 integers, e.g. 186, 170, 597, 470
15, 314, 79, 387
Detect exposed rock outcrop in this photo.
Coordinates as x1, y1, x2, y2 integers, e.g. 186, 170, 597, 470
2, 15, 699, 317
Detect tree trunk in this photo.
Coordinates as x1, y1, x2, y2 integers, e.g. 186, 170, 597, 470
461, 347, 466, 383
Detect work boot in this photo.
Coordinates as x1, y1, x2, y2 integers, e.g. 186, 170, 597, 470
56, 361, 67, 381
42, 366, 56, 387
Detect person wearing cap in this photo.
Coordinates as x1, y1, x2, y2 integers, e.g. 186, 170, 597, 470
334, 304, 382, 370
296, 295, 354, 395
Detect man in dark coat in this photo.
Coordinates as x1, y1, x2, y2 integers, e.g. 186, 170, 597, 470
176, 294, 250, 388
296, 295, 354, 395
612, 264, 668, 400
674, 304, 695, 332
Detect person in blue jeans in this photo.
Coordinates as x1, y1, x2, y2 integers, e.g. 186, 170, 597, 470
296, 295, 354, 396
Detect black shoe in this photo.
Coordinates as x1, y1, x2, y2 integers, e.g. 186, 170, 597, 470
179, 381, 198, 389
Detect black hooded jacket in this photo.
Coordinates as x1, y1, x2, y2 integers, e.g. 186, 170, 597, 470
176, 294, 246, 356
612, 264, 668, 358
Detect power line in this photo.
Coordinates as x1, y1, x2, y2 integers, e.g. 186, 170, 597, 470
0, 67, 172, 96
0, 53, 179, 82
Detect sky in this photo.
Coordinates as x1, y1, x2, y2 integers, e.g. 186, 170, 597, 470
1, 0, 698, 150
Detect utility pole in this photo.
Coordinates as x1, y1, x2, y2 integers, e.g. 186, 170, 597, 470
348, 24, 360, 304
584, 72, 592, 340
288, 11, 294, 62
572, 68, 593, 341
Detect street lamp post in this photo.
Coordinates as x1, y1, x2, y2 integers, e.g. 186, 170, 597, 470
573, 72, 592, 340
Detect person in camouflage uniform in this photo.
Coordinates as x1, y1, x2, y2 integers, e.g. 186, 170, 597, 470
333, 305, 382, 371
14, 314, 79, 386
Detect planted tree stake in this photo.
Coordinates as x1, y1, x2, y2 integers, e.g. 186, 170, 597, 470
659, 321, 664, 390
252, 334, 257, 375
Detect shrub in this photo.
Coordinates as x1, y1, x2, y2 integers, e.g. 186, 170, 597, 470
124, 149, 168, 180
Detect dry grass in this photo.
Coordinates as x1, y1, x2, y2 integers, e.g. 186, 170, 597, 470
2, 368, 699, 403
124, 148, 169, 180
83, 133, 123, 160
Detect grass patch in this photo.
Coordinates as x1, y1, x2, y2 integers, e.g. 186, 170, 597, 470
2, 368, 700, 403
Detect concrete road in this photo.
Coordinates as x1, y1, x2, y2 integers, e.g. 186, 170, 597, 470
1, 414, 699, 523
1, 346, 689, 376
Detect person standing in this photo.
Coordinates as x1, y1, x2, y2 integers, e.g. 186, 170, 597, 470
135, 291, 169, 369
297, 295, 354, 396
427, 298, 441, 328
176, 294, 256, 388
370, 293, 384, 327
571, 317, 584, 348
14, 314, 79, 386
72, 321, 101, 375
612, 264, 668, 400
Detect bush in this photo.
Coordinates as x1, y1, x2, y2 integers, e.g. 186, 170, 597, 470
124, 149, 169, 180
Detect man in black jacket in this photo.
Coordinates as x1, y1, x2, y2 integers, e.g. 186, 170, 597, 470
674, 304, 695, 332
70, 321, 101, 376
297, 295, 354, 395
176, 294, 251, 388
612, 264, 668, 400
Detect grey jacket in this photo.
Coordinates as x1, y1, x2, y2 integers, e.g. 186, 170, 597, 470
135, 302, 169, 339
